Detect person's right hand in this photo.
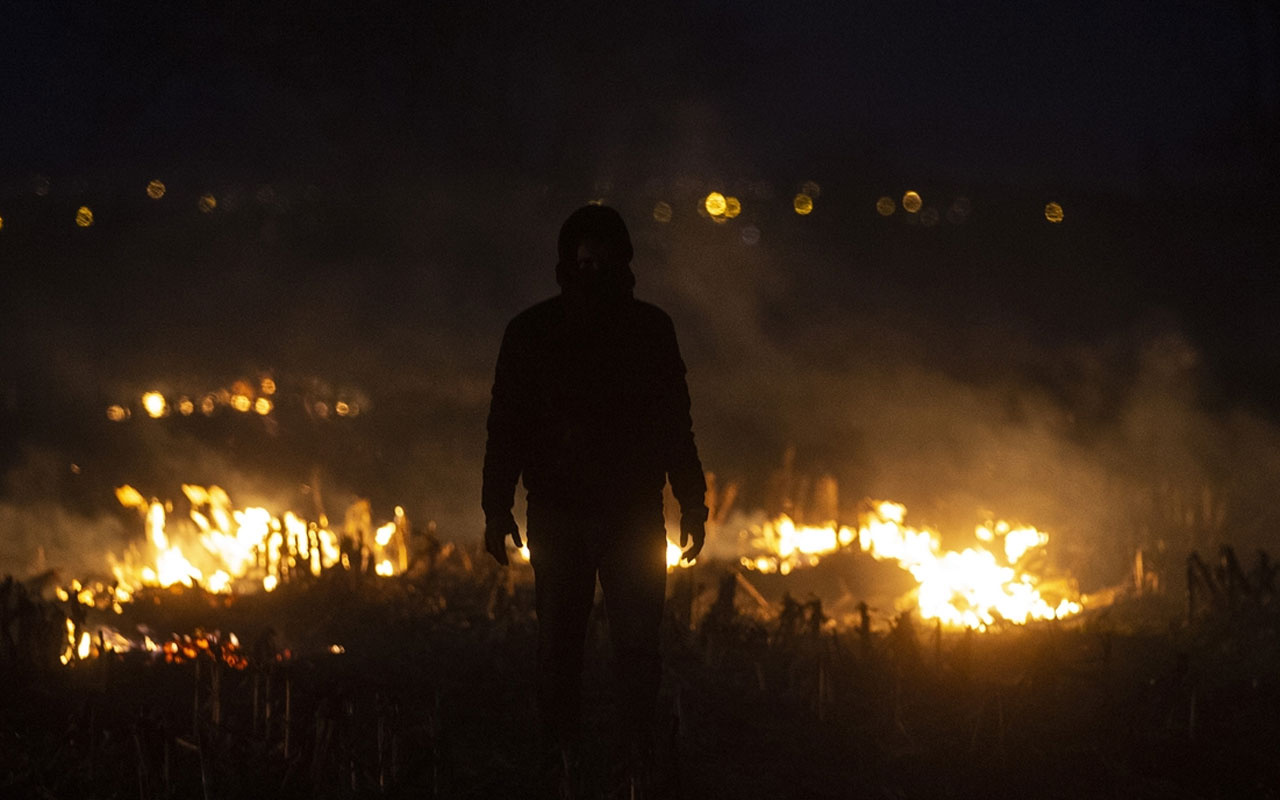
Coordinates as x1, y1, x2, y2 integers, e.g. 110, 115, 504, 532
484, 516, 522, 566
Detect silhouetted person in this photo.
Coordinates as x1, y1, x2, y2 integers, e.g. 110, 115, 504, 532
482, 205, 708, 796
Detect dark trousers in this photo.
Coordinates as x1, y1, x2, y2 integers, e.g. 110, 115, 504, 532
528, 522, 668, 751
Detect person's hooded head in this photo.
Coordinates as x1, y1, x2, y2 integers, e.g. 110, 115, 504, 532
555, 205, 636, 303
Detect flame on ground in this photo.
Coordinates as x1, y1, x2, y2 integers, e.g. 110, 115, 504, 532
741, 500, 1082, 630
108, 484, 407, 598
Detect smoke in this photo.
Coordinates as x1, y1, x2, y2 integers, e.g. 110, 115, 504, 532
2, 165, 1277, 593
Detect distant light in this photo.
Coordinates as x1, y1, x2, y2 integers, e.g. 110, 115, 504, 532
653, 201, 673, 223
800, 180, 821, 199
314, 401, 330, 418
793, 193, 814, 215
704, 192, 727, 217
335, 401, 351, 417
329, 644, 345, 654
146, 180, 166, 199
231, 394, 252, 413
902, 191, 922, 213
260, 377, 276, 396
141, 392, 167, 418
70, 463, 81, 474
178, 397, 195, 416
263, 575, 278, 592
200, 395, 217, 416
254, 397, 273, 415
75, 206, 94, 227
723, 196, 742, 219
876, 196, 896, 216
920, 207, 940, 227
947, 197, 972, 224
106, 404, 128, 422
1044, 202, 1064, 223
740, 225, 760, 246
198, 194, 217, 213
0, 216, 5, 231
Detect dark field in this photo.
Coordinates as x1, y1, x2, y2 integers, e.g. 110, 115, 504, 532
3, 554, 1278, 800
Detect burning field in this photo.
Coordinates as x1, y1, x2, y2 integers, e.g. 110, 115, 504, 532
4, 461, 1279, 799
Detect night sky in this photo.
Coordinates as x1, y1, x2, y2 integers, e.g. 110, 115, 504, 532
2, 3, 1278, 586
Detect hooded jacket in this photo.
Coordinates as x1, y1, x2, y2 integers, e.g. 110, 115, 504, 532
481, 207, 708, 537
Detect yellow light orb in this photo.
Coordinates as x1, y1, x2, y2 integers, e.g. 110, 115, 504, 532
231, 394, 252, 413
704, 192, 727, 217
793, 193, 814, 215
178, 397, 195, 416
335, 401, 351, 417
146, 180, 166, 199
141, 392, 167, 418
260, 377, 276, 395
106, 405, 128, 422
254, 397, 273, 415
200, 395, 217, 416
724, 196, 742, 219
902, 191, 922, 213
652, 201, 673, 223
876, 196, 896, 216
0, 215, 5, 231
75, 206, 94, 227
198, 194, 217, 213
1044, 202, 1064, 223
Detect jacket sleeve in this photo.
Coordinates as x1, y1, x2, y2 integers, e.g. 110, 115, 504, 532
658, 314, 709, 522
482, 320, 527, 526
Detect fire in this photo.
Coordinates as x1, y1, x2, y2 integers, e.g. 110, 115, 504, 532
741, 500, 1082, 630
106, 484, 406, 598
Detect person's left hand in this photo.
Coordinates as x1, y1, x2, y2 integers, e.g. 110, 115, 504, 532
679, 515, 705, 563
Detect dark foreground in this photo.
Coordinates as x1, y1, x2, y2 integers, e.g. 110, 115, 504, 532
3, 555, 1278, 800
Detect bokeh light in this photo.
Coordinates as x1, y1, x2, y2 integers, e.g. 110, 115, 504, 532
200, 395, 217, 416
75, 206, 94, 227
335, 401, 351, 417
260, 377, 276, 395
704, 192, 727, 217
793, 194, 814, 215
800, 180, 821, 199
653, 201, 673, 223
902, 191, 922, 213
947, 197, 972, 224
141, 392, 167, 418
146, 180, 166, 200
231, 394, 252, 413
1044, 202, 1064, 223
0, 215, 5, 231
254, 398, 273, 415
876, 196, 896, 216
724, 197, 742, 219
106, 405, 128, 422
198, 194, 217, 213
178, 397, 195, 416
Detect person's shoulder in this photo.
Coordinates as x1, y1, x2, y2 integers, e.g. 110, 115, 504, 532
507, 296, 563, 332
628, 298, 674, 330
